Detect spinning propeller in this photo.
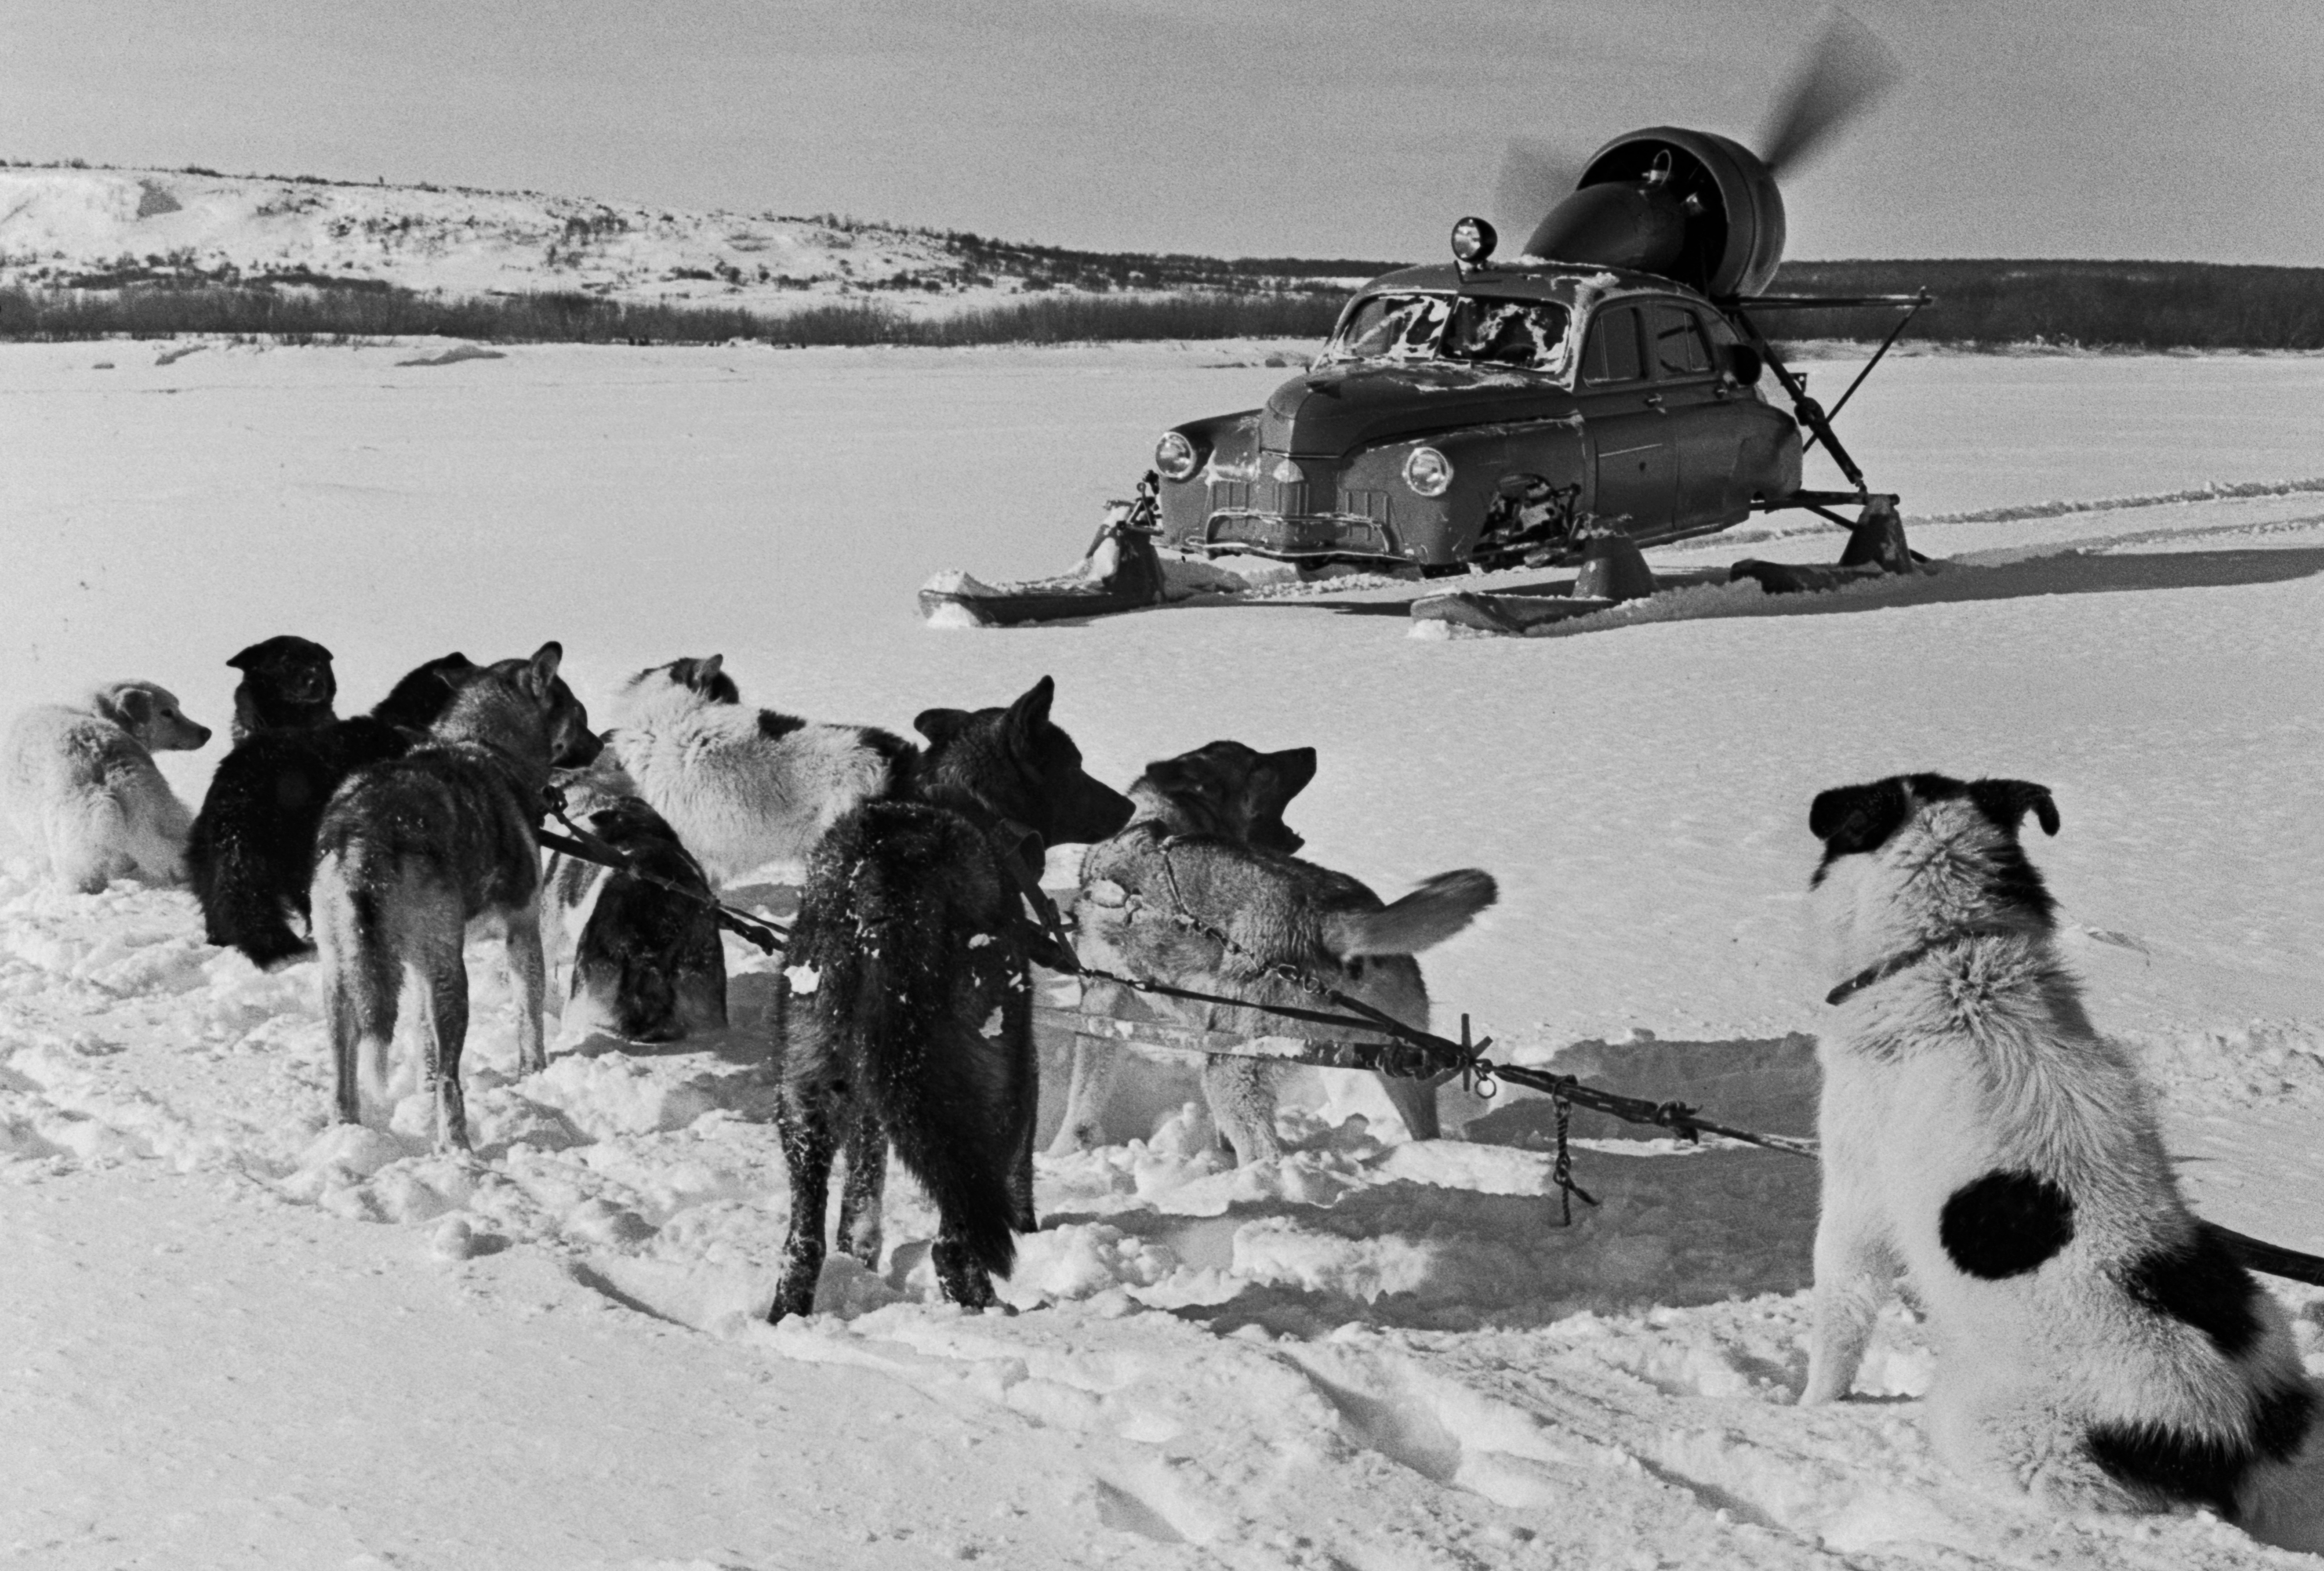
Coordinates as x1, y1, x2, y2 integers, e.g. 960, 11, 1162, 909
1488, 8, 1901, 297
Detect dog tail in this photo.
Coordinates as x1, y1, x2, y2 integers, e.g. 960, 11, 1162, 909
187, 804, 313, 969
1329, 869, 1498, 957
791, 812, 1021, 1281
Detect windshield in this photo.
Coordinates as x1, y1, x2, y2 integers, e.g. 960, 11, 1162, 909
1320, 292, 1572, 375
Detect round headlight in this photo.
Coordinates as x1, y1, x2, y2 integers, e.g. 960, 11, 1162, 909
1155, 430, 1200, 482
1403, 446, 1453, 498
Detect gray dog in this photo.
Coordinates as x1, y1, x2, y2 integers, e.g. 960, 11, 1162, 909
1048, 739, 1318, 1155
1075, 759, 1495, 1165
311, 643, 600, 1151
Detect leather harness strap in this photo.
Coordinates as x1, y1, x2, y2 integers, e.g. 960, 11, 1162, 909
535, 788, 789, 955
1824, 925, 2018, 1007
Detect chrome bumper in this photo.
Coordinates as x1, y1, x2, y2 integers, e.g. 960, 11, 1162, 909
1200, 510, 1397, 559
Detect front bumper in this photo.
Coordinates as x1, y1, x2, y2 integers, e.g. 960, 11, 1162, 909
1198, 509, 1398, 560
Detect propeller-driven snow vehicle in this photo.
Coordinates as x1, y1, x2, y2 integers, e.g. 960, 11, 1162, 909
920, 12, 1932, 630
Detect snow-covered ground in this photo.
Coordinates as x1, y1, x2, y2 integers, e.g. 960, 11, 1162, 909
2, 340, 2321, 1568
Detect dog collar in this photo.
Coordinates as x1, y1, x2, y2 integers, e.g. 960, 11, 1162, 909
990, 815, 1048, 885
1825, 926, 2015, 1007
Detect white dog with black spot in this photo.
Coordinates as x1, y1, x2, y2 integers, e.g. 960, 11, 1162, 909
1800, 771, 2322, 1549
2, 681, 213, 891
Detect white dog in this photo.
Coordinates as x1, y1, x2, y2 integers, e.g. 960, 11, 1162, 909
2, 682, 213, 892
1802, 771, 2321, 1548
606, 656, 911, 886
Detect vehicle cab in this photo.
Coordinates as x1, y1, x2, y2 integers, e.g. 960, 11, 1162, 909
1152, 256, 1801, 570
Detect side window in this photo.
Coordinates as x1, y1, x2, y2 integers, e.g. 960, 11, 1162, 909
1581, 307, 1644, 384
1649, 303, 1713, 379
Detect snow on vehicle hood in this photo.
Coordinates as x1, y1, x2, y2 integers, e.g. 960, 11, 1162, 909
1259, 360, 1578, 458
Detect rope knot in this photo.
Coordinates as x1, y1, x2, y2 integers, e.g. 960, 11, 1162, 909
1650, 1100, 1701, 1143
1549, 1076, 1600, 1226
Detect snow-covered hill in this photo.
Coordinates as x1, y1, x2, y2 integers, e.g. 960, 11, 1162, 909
0, 164, 1016, 310
0, 164, 1358, 314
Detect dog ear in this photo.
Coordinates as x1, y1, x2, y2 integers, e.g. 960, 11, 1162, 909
1809, 778, 1914, 856
914, 708, 971, 746
103, 686, 154, 733
310, 642, 335, 665
1006, 676, 1056, 739
679, 654, 739, 705
524, 641, 565, 695
226, 641, 267, 672
1970, 779, 2060, 838
1139, 754, 1192, 792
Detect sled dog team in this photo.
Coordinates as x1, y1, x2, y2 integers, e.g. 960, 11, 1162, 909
2, 643, 2318, 1546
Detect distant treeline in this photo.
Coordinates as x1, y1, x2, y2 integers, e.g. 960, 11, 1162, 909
932, 230, 1393, 295
0, 284, 1346, 346
1762, 259, 2324, 351
2, 259, 2321, 349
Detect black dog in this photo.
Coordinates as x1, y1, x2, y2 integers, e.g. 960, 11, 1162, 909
557, 794, 728, 1043
188, 653, 477, 968
227, 636, 339, 745
768, 675, 1131, 1321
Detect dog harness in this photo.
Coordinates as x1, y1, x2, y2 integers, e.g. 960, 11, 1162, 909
1824, 924, 2020, 1007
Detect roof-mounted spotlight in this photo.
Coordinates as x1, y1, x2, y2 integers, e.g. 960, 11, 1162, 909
1450, 216, 1497, 276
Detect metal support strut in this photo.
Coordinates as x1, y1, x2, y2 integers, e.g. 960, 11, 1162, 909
1728, 303, 1869, 497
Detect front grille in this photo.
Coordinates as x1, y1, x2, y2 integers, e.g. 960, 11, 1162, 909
1209, 476, 1313, 516
1204, 460, 1394, 557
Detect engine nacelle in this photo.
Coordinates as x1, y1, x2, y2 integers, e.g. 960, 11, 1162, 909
1519, 127, 1786, 298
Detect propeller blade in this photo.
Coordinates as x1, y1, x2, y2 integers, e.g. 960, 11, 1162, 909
1757, 7, 1901, 177
1492, 137, 1587, 238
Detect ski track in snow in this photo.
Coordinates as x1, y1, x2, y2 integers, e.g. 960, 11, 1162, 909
2, 343, 2322, 1568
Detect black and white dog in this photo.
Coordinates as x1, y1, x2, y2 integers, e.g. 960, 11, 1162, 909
540, 752, 727, 1044
607, 655, 912, 887
767, 676, 1131, 1320
1802, 772, 2321, 1547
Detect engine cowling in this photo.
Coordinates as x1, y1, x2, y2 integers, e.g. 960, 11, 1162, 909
1519, 127, 1785, 298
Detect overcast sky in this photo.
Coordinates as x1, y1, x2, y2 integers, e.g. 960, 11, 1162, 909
4, 0, 2318, 265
